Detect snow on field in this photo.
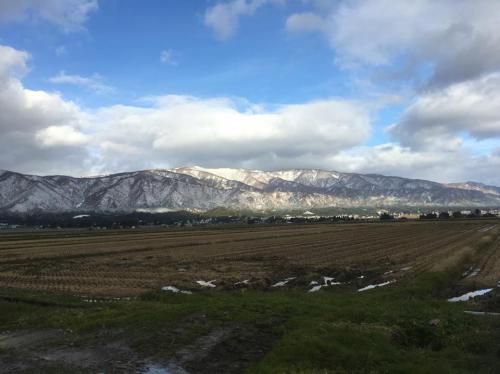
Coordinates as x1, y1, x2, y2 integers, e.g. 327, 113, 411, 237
161, 286, 192, 294
400, 266, 412, 271
462, 266, 473, 277
467, 268, 481, 278
448, 288, 493, 302
358, 280, 395, 292
307, 276, 342, 292
464, 311, 500, 316
383, 270, 393, 275
196, 280, 217, 288
308, 285, 323, 293
271, 277, 295, 287
72, 214, 90, 219
234, 279, 250, 285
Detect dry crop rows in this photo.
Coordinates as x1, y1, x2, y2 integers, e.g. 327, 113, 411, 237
0, 221, 497, 296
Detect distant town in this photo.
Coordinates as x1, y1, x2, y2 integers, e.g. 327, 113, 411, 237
0, 208, 498, 231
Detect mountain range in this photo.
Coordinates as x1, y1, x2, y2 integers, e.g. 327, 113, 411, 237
1, 167, 499, 213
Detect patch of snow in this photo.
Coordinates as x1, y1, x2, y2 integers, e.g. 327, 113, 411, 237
303, 211, 315, 215
462, 266, 474, 277
467, 268, 481, 278
400, 266, 412, 271
323, 276, 335, 285
464, 310, 500, 316
234, 279, 250, 285
271, 277, 295, 287
358, 280, 395, 292
448, 288, 493, 302
309, 280, 319, 286
72, 214, 90, 219
358, 275, 365, 279
383, 270, 393, 275
196, 280, 216, 288
308, 285, 323, 293
161, 286, 192, 295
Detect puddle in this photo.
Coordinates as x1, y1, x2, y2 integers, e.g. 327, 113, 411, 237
448, 288, 493, 302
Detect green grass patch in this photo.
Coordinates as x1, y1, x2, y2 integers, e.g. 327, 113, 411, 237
0, 272, 499, 373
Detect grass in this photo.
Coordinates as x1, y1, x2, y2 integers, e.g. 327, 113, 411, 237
0, 269, 499, 373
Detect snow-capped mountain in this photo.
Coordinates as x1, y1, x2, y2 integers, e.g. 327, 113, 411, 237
1, 167, 499, 213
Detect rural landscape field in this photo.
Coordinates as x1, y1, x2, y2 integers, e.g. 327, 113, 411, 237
0, 220, 499, 372
3, 1, 500, 372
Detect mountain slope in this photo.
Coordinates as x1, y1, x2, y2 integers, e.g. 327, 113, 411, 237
0, 167, 499, 213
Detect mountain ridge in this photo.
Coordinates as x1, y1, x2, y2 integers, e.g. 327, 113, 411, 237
1, 167, 499, 213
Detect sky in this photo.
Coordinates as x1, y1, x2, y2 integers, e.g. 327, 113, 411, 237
0, 0, 499, 185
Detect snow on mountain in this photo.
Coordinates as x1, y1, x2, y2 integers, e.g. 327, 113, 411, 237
0, 167, 499, 213
446, 182, 500, 197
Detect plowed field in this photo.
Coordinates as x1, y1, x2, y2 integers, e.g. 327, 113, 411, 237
0, 221, 498, 296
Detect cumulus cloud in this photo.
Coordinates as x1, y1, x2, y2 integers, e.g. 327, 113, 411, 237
0, 0, 98, 31
0, 45, 89, 175
390, 73, 500, 148
205, 0, 284, 40
2, 43, 500, 185
87, 95, 371, 172
327, 144, 500, 186
36, 125, 89, 147
0, 43, 372, 176
49, 71, 114, 94
286, 0, 500, 87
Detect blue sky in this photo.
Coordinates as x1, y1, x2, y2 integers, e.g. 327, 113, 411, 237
5, 1, 356, 106
0, 0, 499, 185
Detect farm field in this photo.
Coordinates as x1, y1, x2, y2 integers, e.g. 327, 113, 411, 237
0, 220, 498, 297
0, 220, 499, 373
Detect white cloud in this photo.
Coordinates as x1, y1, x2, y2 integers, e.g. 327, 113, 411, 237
390, 73, 500, 149
1, 43, 500, 185
49, 71, 113, 94
0, 0, 98, 32
160, 49, 177, 65
0, 45, 89, 175
327, 144, 500, 186
0, 45, 30, 79
204, 0, 285, 40
87, 95, 371, 173
36, 125, 88, 147
286, 0, 500, 87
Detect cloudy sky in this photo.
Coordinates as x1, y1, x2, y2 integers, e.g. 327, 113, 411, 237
1, 0, 499, 185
